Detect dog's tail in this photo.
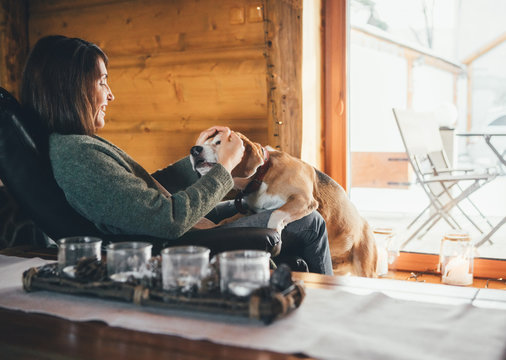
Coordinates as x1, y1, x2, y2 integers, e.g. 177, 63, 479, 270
353, 220, 378, 277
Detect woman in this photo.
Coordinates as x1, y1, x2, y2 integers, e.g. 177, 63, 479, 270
21, 35, 332, 274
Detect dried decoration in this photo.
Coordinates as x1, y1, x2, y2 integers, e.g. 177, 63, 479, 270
269, 263, 293, 292
141, 255, 162, 288
74, 257, 107, 282
22, 260, 305, 324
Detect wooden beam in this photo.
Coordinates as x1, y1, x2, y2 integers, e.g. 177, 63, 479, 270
466, 65, 473, 131
264, 0, 303, 157
462, 33, 506, 131
352, 25, 464, 75
406, 53, 414, 109
323, 0, 347, 190
462, 32, 506, 65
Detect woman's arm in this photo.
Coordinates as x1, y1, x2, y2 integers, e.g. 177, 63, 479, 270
50, 135, 233, 239
151, 156, 199, 194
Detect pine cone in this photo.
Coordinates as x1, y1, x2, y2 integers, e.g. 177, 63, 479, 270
74, 257, 107, 282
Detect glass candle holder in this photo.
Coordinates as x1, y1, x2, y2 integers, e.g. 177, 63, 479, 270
57, 236, 102, 276
439, 231, 474, 286
372, 227, 397, 276
218, 250, 270, 297
161, 246, 210, 291
106, 242, 152, 282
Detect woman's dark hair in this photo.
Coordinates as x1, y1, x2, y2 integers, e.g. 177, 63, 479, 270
21, 35, 108, 135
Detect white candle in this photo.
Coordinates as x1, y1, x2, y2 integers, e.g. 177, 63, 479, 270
442, 256, 473, 286
376, 246, 389, 276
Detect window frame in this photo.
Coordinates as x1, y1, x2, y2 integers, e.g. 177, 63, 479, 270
322, 0, 505, 280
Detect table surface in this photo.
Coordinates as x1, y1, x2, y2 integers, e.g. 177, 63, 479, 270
456, 131, 506, 136
0, 248, 505, 359
456, 130, 506, 170
0, 248, 327, 360
0, 271, 340, 360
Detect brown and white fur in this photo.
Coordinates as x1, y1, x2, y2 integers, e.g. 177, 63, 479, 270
190, 132, 377, 277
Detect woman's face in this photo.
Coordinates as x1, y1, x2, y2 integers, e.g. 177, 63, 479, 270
93, 58, 114, 130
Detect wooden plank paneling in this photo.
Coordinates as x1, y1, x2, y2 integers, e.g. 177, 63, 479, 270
0, 0, 28, 99
28, 0, 269, 168
107, 71, 266, 121
100, 117, 268, 135
29, 0, 265, 55
101, 128, 267, 173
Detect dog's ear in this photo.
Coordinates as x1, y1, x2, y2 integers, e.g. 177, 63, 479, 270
231, 132, 264, 178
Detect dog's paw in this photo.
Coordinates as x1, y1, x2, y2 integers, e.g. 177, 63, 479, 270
275, 224, 286, 234
267, 210, 288, 234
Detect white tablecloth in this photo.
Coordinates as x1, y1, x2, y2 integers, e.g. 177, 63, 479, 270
1, 254, 505, 360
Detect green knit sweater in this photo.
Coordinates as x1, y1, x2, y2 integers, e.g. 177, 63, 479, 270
49, 133, 233, 239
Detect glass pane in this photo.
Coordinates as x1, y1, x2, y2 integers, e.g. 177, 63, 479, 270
349, 0, 506, 259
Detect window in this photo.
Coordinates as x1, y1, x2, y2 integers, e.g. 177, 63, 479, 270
347, 0, 506, 267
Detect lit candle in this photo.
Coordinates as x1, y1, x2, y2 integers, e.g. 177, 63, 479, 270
442, 255, 473, 286
373, 227, 397, 277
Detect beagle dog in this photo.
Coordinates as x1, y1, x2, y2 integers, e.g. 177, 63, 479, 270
190, 132, 377, 277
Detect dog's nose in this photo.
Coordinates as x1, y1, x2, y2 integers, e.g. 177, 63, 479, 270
190, 146, 203, 157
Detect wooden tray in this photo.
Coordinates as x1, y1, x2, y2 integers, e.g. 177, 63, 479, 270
22, 261, 305, 324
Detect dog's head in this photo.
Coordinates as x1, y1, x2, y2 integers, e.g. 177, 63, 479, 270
190, 131, 265, 178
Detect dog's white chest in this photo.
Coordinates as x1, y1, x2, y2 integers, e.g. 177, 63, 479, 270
244, 183, 285, 212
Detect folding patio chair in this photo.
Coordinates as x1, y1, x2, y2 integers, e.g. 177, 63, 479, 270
392, 108, 497, 248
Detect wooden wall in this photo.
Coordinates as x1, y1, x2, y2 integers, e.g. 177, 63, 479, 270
0, 0, 28, 100
28, 0, 272, 172
0, 0, 306, 173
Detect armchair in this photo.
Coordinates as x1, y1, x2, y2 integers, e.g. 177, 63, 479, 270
0, 87, 281, 258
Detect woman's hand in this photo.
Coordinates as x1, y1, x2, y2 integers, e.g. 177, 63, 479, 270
217, 131, 244, 172
195, 126, 244, 173
195, 126, 231, 146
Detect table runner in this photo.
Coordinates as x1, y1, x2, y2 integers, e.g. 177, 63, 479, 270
1, 254, 505, 360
